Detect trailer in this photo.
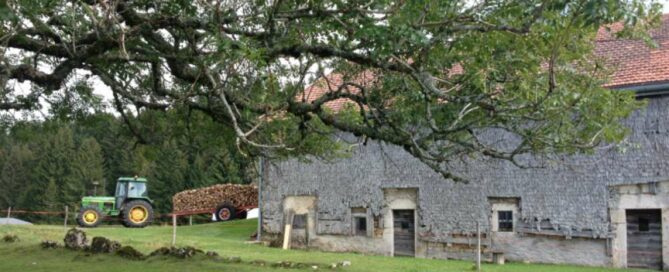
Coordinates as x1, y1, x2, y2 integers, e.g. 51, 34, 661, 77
171, 204, 257, 221
171, 184, 258, 221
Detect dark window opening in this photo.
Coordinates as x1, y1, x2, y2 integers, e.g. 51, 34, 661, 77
293, 214, 307, 229
639, 217, 650, 232
498, 211, 513, 232
351, 207, 368, 236
354, 216, 367, 236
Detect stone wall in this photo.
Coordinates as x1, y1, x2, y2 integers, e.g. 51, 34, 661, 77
262, 95, 669, 266
608, 181, 669, 269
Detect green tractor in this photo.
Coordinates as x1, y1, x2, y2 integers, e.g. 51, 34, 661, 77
77, 177, 154, 228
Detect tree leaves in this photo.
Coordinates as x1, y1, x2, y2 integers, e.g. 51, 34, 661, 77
0, 0, 662, 181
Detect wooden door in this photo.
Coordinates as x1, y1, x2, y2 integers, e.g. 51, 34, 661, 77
393, 209, 415, 257
627, 209, 662, 270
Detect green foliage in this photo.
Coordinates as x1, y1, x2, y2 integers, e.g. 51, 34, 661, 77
43, 180, 58, 211
0, 109, 259, 218
147, 140, 188, 213
0, 0, 662, 181
0, 144, 34, 207
72, 138, 104, 189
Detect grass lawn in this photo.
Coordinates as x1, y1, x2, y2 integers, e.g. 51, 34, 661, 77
0, 219, 652, 272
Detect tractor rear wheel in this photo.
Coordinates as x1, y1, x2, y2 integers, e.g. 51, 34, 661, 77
215, 204, 236, 221
77, 207, 103, 228
122, 200, 153, 228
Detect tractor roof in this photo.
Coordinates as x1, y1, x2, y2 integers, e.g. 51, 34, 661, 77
118, 177, 148, 183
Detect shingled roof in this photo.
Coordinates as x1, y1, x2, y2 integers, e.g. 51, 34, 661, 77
302, 15, 669, 109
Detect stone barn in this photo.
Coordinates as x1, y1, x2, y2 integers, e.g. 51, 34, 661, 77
260, 15, 669, 270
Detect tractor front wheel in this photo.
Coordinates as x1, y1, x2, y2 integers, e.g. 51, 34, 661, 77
77, 207, 103, 228
122, 200, 153, 228
215, 204, 236, 221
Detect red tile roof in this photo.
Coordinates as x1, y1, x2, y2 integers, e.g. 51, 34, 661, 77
596, 14, 669, 88
298, 70, 377, 112
303, 14, 669, 109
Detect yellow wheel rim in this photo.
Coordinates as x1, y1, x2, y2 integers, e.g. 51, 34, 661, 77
129, 206, 148, 224
83, 211, 98, 224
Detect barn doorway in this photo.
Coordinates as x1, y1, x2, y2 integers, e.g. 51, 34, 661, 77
393, 209, 415, 257
626, 209, 662, 270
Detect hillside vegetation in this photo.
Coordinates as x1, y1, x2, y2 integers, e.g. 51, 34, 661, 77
0, 111, 258, 219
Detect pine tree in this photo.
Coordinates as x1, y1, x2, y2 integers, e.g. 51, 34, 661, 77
42, 179, 60, 223
0, 144, 35, 208
43, 179, 59, 211
147, 140, 187, 213
72, 138, 104, 196
33, 125, 80, 208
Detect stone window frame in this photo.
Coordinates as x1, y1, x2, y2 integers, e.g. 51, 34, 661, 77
489, 197, 520, 233
351, 207, 372, 237
282, 195, 318, 246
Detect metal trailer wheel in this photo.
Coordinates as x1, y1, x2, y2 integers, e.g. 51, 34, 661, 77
215, 204, 236, 221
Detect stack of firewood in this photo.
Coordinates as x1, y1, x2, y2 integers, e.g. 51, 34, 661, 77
172, 184, 258, 213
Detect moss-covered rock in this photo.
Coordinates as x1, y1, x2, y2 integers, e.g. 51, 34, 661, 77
90, 237, 121, 253
41, 240, 60, 249
205, 251, 219, 257
116, 246, 144, 260
63, 228, 87, 250
148, 246, 204, 259
149, 247, 172, 257
250, 260, 267, 266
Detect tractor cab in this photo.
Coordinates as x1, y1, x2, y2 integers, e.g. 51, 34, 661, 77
115, 177, 149, 209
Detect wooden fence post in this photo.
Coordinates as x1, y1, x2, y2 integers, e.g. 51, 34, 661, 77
189, 216, 192, 226
257, 156, 264, 242
476, 221, 481, 272
64, 206, 69, 229
172, 214, 177, 246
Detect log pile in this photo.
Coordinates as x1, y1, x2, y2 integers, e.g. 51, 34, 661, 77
172, 184, 258, 213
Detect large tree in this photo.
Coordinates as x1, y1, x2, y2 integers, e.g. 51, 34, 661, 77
0, 0, 662, 181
